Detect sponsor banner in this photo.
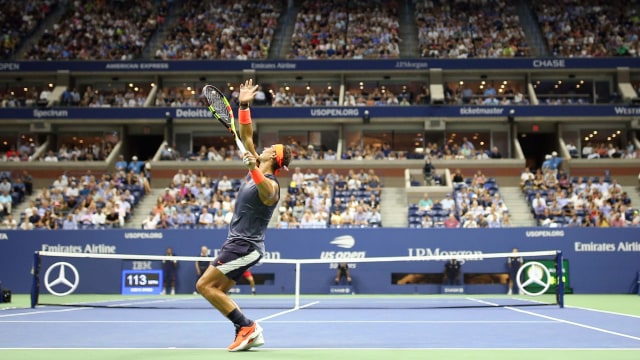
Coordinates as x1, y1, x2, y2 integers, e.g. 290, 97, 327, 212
1, 228, 638, 294
0, 106, 638, 120
1, 58, 639, 73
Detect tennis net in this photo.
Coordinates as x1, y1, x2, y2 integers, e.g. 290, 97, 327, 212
31, 249, 565, 309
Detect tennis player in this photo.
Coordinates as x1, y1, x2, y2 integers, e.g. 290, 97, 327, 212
196, 79, 291, 351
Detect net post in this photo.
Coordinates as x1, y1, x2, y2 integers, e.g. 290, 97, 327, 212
556, 251, 564, 308
294, 261, 301, 309
30, 251, 41, 308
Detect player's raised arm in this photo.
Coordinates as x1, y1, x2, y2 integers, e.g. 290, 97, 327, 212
237, 79, 259, 159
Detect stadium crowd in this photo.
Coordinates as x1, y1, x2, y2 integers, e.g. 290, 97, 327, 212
0, 152, 151, 230
289, 0, 401, 59
24, 0, 160, 60
533, 0, 640, 57
0, 0, 58, 59
153, 0, 282, 60
415, 0, 530, 58
409, 169, 512, 228
1, 0, 637, 63
523, 165, 638, 227
136, 166, 382, 230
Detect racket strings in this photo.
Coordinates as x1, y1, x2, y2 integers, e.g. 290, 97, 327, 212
203, 87, 231, 123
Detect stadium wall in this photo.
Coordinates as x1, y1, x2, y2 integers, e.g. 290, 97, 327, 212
0, 228, 638, 295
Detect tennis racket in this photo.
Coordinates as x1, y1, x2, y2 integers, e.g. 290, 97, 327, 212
202, 84, 247, 154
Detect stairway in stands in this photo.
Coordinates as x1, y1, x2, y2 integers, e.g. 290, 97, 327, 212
498, 186, 537, 227
515, 0, 549, 57
125, 188, 164, 229
380, 187, 409, 227
398, 0, 419, 58
269, 1, 300, 59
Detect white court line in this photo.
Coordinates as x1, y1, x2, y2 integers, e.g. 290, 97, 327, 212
0, 319, 555, 324
0, 307, 90, 318
469, 297, 640, 342
2, 347, 640, 351
566, 305, 640, 320
256, 301, 320, 322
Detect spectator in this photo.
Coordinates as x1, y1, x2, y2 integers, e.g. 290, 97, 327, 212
531, 192, 547, 216
418, 193, 434, 211
142, 213, 159, 229
520, 167, 535, 189
43, 150, 58, 162
368, 208, 382, 227
62, 213, 78, 230
217, 175, 233, 193
443, 213, 460, 228
352, 206, 369, 226
115, 155, 128, 171
451, 169, 465, 185
488, 146, 502, 159
423, 157, 435, 185
128, 156, 144, 174
462, 213, 478, 228
421, 214, 433, 228
440, 193, 455, 211
0, 190, 12, 215
0, 177, 11, 194
198, 207, 214, 228
1, 214, 17, 229
21, 171, 33, 196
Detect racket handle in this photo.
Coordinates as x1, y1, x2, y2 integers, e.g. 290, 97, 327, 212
235, 137, 247, 154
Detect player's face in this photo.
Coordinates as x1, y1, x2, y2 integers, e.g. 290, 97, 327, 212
258, 145, 277, 164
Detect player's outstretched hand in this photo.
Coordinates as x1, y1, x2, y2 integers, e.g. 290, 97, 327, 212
239, 79, 259, 105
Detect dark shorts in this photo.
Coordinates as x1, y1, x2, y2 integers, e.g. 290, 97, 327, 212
509, 269, 519, 280
214, 239, 262, 282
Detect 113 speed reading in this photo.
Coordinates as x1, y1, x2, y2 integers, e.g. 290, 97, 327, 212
121, 270, 163, 295
124, 271, 160, 287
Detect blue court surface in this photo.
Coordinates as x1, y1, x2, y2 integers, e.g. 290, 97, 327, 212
1, 294, 639, 357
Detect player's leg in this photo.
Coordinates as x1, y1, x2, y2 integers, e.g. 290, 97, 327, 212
196, 266, 240, 314
197, 242, 263, 351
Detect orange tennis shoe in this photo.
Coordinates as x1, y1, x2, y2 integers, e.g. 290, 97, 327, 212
228, 322, 263, 351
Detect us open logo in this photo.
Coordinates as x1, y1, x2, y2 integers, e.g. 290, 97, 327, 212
330, 235, 355, 249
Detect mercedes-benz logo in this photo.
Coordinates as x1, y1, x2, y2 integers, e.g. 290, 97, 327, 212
44, 262, 80, 296
516, 261, 552, 296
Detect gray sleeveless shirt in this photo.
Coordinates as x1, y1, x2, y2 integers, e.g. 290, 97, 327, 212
226, 173, 279, 255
